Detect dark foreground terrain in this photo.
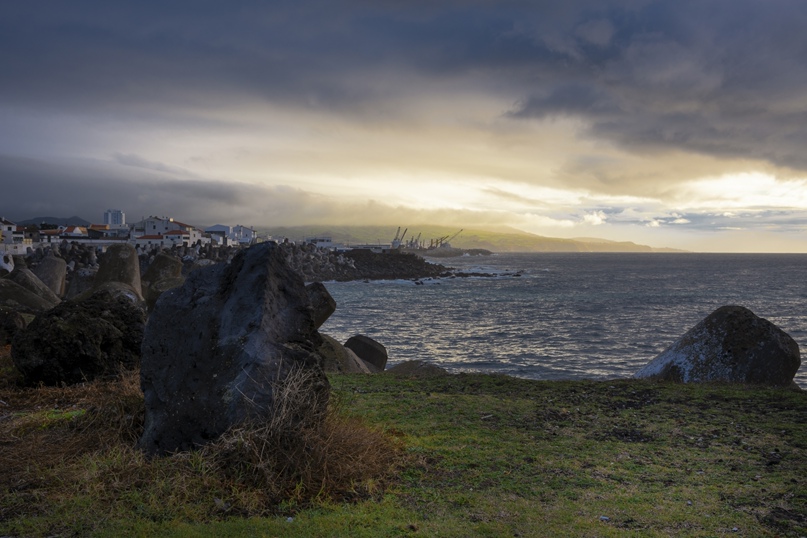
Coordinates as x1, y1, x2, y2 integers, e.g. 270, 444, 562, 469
1, 345, 805, 537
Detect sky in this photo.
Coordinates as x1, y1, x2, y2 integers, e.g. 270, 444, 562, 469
2, 1, 807, 252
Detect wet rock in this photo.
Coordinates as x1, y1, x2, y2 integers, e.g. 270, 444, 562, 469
344, 334, 388, 372
138, 242, 329, 456
635, 305, 800, 387
11, 289, 147, 386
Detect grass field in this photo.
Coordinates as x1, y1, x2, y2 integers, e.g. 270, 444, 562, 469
1, 345, 805, 537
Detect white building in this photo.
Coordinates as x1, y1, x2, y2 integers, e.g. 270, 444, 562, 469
1, 217, 16, 244
132, 216, 206, 246
103, 209, 126, 228
204, 224, 257, 246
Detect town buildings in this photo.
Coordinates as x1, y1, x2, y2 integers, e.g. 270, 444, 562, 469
0, 211, 258, 254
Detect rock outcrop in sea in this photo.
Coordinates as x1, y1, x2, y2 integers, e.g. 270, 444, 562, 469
634, 305, 800, 387
138, 242, 330, 456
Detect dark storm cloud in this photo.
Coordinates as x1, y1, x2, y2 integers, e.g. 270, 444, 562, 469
0, 154, 333, 227
4, 0, 805, 170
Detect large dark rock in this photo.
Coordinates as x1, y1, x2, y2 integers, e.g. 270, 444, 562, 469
635, 305, 800, 387
11, 289, 147, 386
344, 334, 388, 372
305, 282, 336, 329
318, 334, 372, 373
32, 254, 67, 297
138, 242, 330, 456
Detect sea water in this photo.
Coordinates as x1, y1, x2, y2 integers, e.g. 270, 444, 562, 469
320, 253, 807, 388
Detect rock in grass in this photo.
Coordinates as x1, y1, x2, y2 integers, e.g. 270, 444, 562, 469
344, 334, 388, 372
318, 334, 372, 373
384, 360, 449, 377
635, 305, 800, 387
138, 242, 329, 456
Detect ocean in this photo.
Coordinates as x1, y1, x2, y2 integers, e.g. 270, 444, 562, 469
320, 253, 807, 388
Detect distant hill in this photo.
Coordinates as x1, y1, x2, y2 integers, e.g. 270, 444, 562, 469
260, 225, 687, 253
17, 216, 92, 227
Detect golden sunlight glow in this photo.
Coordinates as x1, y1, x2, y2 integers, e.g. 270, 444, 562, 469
680, 172, 807, 210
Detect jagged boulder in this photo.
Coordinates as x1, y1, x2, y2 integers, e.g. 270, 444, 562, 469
141, 252, 185, 311
635, 305, 800, 387
305, 282, 336, 329
7, 267, 61, 308
94, 244, 143, 300
11, 289, 147, 386
32, 254, 67, 297
317, 334, 372, 373
138, 242, 330, 456
344, 334, 388, 372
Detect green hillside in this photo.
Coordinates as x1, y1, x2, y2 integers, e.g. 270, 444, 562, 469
259, 225, 685, 253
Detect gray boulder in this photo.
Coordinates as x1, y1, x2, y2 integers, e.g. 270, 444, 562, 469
344, 335, 388, 372
318, 334, 372, 373
138, 242, 330, 456
385, 360, 449, 377
33, 254, 67, 297
141, 252, 185, 311
7, 267, 61, 308
0, 279, 58, 313
306, 282, 336, 329
94, 244, 143, 300
11, 289, 147, 386
635, 305, 800, 387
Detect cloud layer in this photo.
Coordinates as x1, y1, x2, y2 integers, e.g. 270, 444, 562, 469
2, 1, 807, 251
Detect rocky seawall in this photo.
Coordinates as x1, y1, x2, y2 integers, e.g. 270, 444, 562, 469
278, 242, 454, 282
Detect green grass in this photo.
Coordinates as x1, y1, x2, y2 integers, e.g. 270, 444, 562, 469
2, 361, 806, 537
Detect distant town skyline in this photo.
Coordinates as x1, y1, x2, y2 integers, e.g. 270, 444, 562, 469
2, 1, 807, 252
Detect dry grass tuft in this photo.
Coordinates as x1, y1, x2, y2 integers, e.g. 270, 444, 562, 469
205, 366, 402, 508
0, 349, 404, 532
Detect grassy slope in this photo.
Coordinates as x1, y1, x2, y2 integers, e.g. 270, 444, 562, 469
258, 225, 683, 253
2, 349, 805, 537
